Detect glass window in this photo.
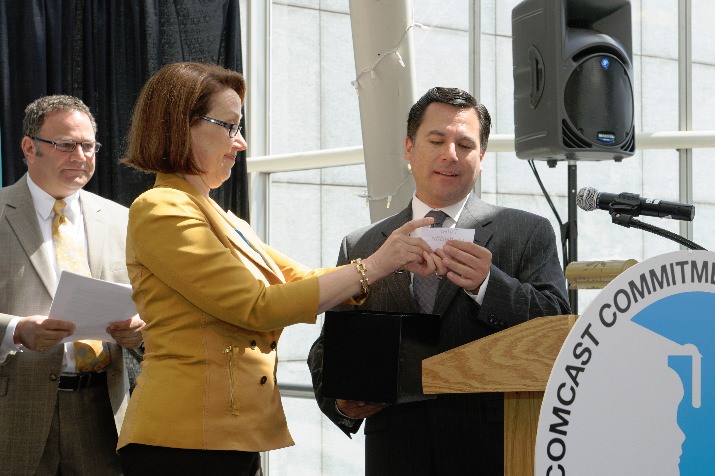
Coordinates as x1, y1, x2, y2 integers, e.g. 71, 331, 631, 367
261, 1, 711, 473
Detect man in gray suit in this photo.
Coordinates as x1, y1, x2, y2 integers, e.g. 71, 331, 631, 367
0, 95, 145, 475
308, 87, 570, 475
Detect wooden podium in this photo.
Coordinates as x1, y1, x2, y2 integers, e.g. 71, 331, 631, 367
422, 314, 578, 475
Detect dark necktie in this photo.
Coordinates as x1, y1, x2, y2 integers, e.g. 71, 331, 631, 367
413, 210, 449, 313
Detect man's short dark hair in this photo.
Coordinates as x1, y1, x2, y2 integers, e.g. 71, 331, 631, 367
23, 95, 97, 138
407, 87, 491, 154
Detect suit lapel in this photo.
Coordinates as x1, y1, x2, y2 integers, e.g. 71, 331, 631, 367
225, 211, 284, 280
433, 194, 494, 315
382, 270, 417, 312
454, 195, 494, 247
153, 174, 283, 281
80, 191, 107, 279
373, 207, 417, 311
3, 176, 56, 296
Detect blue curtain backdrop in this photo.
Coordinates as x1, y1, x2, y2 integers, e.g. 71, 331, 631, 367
0, 0, 248, 216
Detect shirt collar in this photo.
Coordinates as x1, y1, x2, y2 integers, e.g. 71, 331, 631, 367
411, 193, 470, 225
26, 174, 81, 222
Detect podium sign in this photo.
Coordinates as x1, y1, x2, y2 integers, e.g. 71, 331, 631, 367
422, 314, 577, 475
535, 250, 715, 475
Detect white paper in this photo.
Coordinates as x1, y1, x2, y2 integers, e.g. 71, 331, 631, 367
50, 271, 137, 342
411, 227, 476, 251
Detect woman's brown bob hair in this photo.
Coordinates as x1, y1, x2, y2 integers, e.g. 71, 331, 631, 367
121, 62, 246, 174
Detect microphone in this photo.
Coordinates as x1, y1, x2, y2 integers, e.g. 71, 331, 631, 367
576, 187, 695, 221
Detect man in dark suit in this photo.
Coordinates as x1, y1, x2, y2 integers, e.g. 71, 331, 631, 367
0, 95, 144, 475
307, 87, 570, 475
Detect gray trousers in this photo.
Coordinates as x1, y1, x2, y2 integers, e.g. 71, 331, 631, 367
36, 384, 121, 476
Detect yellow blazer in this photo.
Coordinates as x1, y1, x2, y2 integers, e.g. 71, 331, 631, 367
118, 173, 329, 452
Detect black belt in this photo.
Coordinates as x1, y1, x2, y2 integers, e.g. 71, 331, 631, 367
58, 371, 107, 392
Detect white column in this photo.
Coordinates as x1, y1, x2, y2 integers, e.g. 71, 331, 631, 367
349, 0, 416, 222
246, 0, 271, 241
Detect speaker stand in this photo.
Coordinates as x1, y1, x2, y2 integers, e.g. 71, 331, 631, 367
566, 160, 578, 314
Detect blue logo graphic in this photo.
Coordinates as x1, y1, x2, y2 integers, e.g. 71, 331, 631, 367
632, 292, 714, 475
600, 57, 610, 70
597, 132, 616, 143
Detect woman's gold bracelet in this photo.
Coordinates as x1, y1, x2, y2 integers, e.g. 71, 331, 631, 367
351, 258, 369, 300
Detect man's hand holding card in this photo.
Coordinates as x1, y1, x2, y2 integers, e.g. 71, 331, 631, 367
410, 226, 475, 251
411, 225, 490, 294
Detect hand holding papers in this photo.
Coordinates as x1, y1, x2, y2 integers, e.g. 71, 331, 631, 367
49, 271, 137, 342
411, 226, 476, 251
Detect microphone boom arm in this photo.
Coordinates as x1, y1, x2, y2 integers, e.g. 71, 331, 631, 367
610, 213, 707, 250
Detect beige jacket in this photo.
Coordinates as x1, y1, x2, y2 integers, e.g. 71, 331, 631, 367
0, 175, 130, 474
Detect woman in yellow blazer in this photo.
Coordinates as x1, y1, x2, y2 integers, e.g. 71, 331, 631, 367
116, 62, 438, 476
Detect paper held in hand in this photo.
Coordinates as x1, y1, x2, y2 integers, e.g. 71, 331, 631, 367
410, 227, 476, 251
49, 270, 137, 342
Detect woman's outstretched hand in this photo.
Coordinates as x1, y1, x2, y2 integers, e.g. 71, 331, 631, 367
363, 217, 439, 281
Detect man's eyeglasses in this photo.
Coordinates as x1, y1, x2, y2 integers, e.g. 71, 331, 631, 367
31, 136, 101, 154
199, 115, 242, 138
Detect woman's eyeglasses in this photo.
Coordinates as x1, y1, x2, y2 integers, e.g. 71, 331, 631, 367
199, 116, 242, 138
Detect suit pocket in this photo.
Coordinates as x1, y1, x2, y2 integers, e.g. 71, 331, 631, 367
224, 341, 277, 416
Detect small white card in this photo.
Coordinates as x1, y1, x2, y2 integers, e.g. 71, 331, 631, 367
411, 227, 476, 251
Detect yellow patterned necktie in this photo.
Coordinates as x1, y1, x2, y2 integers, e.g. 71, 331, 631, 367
52, 199, 110, 373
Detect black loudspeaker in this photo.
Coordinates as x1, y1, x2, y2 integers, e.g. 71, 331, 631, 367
512, 0, 635, 163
